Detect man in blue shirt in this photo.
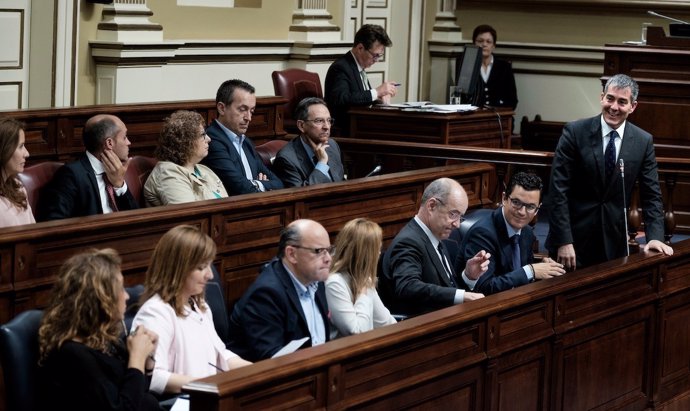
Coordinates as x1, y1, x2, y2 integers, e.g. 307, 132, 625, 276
228, 219, 331, 361
203, 79, 283, 195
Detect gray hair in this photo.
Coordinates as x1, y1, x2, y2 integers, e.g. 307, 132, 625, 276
604, 74, 639, 102
421, 178, 455, 204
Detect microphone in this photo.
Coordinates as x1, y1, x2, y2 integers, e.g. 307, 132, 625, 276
647, 10, 690, 24
365, 165, 382, 178
619, 158, 630, 257
483, 105, 504, 148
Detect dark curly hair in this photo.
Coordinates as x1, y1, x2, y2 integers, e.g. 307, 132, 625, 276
154, 110, 205, 166
505, 172, 542, 200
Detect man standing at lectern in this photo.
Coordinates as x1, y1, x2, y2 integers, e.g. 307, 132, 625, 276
325, 24, 399, 135
546, 73, 673, 269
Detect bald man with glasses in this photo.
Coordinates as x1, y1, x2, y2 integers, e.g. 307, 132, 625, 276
325, 24, 399, 135
379, 178, 488, 317
457, 172, 565, 296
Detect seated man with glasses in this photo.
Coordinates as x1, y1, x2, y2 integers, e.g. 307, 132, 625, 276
273, 97, 345, 187
379, 178, 488, 317
228, 219, 332, 361
325, 24, 399, 135
457, 172, 565, 296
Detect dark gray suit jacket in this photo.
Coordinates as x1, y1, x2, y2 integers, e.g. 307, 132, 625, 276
379, 219, 460, 317
202, 120, 283, 195
272, 136, 344, 187
546, 115, 664, 268
38, 154, 138, 221
457, 207, 535, 295
325, 52, 374, 135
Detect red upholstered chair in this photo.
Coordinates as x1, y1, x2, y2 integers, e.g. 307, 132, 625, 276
255, 140, 288, 167
124, 156, 158, 207
17, 161, 63, 212
271, 68, 323, 134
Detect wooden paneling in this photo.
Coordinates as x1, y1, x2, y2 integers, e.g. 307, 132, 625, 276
0, 97, 288, 165
183, 241, 690, 410
0, 163, 492, 319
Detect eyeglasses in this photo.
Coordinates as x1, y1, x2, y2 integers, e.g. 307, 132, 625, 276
506, 196, 540, 213
366, 49, 384, 61
290, 244, 336, 257
433, 197, 465, 222
304, 118, 335, 126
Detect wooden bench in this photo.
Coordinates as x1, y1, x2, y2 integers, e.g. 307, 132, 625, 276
183, 239, 690, 410
0, 97, 288, 166
0, 162, 494, 323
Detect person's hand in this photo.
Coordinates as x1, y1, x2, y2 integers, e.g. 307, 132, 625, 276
127, 325, 157, 373
465, 250, 491, 280
101, 149, 129, 188
532, 260, 566, 280
307, 139, 329, 165
643, 239, 674, 256
257, 172, 269, 181
380, 95, 391, 105
557, 244, 576, 271
375, 81, 398, 99
464, 292, 484, 301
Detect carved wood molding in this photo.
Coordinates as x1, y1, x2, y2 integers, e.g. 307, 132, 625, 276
459, 0, 690, 13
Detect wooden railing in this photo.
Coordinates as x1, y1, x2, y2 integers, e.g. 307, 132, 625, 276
184, 239, 690, 410
0, 163, 493, 323
0, 97, 288, 166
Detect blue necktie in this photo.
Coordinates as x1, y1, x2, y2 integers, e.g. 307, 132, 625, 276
605, 130, 618, 180
511, 234, 521, 271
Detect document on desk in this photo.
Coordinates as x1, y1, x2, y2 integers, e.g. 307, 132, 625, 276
272, 337, 310, 358
170, 397, 189, 411
427, 104, 478, 112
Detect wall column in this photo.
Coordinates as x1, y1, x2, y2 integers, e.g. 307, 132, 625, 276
289, 0, 340, 41
96, 0, 163, 42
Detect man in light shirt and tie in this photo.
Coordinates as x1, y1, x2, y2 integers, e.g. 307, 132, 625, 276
325, 24, 399, 135
203, 79, 284, 195
38, 114, 138, 220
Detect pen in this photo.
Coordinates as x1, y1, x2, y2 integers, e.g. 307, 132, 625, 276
208, 362, 225, 372
393, 83, 401, 86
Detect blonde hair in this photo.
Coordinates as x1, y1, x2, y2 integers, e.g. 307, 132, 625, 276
39, 248, 123, 361
330, 218, 382, 302
141, 225, 216, 316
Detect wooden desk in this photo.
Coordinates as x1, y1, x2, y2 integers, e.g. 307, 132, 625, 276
0, 163, 493, 323
348, 106, 514, 148
0, 97, 288, 166
184, 240, 690, 410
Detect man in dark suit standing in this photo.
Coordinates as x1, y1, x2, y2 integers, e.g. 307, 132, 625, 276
547, 74, 673, 269
38, 114, 138, 220
273, 97, 344, 187
203, 79, 283, 195
458, 172, 564, 295
379, 177, 489, 317
228, 219, 331, 361
325, 24, 399, 135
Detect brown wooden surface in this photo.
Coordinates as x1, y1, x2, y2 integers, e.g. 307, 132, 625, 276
184, 239, 690, 410
348, 106, 514, 148
0, 163, 493, 324
0, 97, 288, 166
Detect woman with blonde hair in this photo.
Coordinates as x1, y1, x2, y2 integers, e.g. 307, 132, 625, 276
38, 248, 160, 411
0, 117, 34, 227
326, 218, 396, 339
132, 225, 250, 395
144, 110, 227, 206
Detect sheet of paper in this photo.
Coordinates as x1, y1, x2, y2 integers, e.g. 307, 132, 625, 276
170, 397, 189, 411
427, 104, 478, 112
271, 337, 309, 358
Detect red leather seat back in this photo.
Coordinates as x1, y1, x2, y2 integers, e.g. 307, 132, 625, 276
124, 156, 158, 207
271, 69, 323, 134
255, 140, 288, 167
17, 161, 63, 212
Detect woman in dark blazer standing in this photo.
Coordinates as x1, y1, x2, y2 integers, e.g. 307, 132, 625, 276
472, 24, 518, 109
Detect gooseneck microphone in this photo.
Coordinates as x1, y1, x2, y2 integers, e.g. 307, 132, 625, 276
647, 10, 690, 25
365, 165, 382, 178
619, 158, 630, 257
